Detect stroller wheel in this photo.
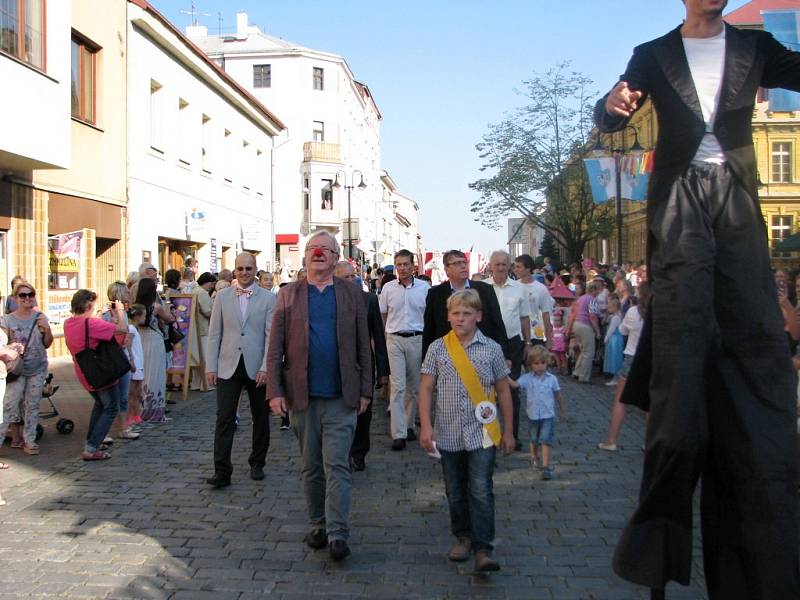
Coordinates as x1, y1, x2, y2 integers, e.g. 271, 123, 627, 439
36, 424, 44, 441
56, 419, 74, 434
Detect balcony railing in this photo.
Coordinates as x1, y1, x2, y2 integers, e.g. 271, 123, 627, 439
303, 141, 341, 163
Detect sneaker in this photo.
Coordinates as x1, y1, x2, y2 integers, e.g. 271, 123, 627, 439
103, 436, 114, 445
23, 444, 40, 455
605, 378, 618, 387
119, 429, 140, 440
474, 549, 500, 572
597, 442, 618, 452
447, 537, 472, 562
532, 457, 542, 470
279, 424, 290, 431
542, 467, 554, 481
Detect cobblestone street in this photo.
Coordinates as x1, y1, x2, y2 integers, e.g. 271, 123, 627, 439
0, 372, 708, 600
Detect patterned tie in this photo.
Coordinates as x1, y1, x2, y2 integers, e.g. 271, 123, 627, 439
235, 287, 253, 298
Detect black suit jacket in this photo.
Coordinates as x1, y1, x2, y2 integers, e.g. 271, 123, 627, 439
422, 279, 509, 361
363, 290, 390, 387
595, 24, 800, 214
595, 24, 800, 411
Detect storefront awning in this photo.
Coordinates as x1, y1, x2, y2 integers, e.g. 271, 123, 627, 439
276, 233, 299, 245
49, 192, 123, 239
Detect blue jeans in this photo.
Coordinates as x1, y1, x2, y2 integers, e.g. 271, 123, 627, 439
85, 383, 121, 453
291, 397, 357, 541
440, 446, 497, 551
117, 371, 130, 413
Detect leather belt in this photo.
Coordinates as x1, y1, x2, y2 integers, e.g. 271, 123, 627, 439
392, 331, 423, 337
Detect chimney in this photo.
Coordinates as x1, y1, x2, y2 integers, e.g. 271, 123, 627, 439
236, 12, 248, 40
185, 24, 208, 39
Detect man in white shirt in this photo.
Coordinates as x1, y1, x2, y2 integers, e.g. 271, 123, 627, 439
489, 250, 531, 450
379, 249, 430, 451
512, 254, 554, 348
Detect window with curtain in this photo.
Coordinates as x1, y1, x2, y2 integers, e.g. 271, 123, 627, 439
71, 33, 98, 124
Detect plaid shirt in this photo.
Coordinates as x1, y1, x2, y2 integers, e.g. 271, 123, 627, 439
421, 330, 510, 452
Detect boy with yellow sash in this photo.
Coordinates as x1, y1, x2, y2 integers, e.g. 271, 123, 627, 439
419, 289, 514, 573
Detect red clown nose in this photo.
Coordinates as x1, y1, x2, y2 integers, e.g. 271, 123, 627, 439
313, 248, 324, 258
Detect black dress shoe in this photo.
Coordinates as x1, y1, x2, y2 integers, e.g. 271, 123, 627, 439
250, 466, 265, 481
351, 456, 366, 471
391, 438, 406, 451
304, 528, 327, 550
206, 474, 231, 488
329, 539, 351, 561
406, 428, 417, 442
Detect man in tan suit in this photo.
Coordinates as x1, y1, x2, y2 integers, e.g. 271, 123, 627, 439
206, 253, 275, 488
267, 232, 372, 561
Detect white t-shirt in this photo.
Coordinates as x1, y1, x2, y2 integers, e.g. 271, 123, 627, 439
619, 306, 643, 357
128, 324, 144, 381
520, 280, 555, 340
682, 29, 726, 164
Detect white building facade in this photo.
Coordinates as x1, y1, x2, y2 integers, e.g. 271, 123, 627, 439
188, 13, 418, 272
127, 2, 284, 276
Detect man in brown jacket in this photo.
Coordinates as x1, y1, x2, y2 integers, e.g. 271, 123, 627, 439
267, 231, 372, 561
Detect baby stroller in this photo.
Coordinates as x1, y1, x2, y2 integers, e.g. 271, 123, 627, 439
38, 373, 75, 438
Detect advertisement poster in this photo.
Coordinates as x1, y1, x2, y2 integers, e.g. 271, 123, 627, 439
167, 294, 195, 374
48, 231, 82, 290
46, 291, 74, 337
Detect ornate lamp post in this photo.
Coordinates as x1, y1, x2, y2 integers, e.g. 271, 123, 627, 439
332, 170, 367, 260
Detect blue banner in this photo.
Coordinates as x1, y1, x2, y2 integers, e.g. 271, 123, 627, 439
584, 156, 650, 203
763, 10, 800, 112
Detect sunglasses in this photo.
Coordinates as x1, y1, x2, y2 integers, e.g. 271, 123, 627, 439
17, 291, 35, 299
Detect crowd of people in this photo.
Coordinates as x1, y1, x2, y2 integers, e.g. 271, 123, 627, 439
0, 245, 794, 573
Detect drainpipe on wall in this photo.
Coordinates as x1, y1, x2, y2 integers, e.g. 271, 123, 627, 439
270, 130, 291, 270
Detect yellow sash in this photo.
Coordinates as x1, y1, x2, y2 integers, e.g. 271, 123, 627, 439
443, 330, 501, 446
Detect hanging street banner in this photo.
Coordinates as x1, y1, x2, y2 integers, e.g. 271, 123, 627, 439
583, 151, 652, 204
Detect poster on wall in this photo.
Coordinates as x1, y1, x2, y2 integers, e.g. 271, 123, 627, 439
46, 292, 74, 337
48, 231, 82, 290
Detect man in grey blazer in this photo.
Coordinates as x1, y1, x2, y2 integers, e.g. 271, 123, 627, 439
206, 252, 275, 488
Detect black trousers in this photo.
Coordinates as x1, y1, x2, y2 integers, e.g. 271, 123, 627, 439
508, 335, 525, 441
350, 399, 372, 460
612, 164, 800, 599
213, 357, 269, 478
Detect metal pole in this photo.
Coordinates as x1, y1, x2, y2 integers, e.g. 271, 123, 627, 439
615, 153, 623, 266
347, 185, 353, 260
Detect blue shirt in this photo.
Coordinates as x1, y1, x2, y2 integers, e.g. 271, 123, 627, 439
517, 371, 561, 420
308, 284, 341, 397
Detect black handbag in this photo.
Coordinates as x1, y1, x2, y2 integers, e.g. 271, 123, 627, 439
75, 319, 131, 389
163, 322, 185, 352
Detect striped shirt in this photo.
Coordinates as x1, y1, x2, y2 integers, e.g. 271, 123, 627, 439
421, 330, 509, 452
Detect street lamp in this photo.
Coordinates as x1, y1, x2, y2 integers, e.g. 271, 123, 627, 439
593, 125, 643, 266
332, 170, 367, 260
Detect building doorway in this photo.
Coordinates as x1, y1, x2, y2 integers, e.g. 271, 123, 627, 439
158, 237, 202, 275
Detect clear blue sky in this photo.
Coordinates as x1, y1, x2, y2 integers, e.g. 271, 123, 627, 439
150, 0, 750, 256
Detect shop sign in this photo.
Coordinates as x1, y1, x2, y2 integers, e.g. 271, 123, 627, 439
48, 231, 82, 291
209, 238, 218, 274
188, 208, 206, 239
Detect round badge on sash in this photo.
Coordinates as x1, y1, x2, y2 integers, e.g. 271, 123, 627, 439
474, 401, 497, 425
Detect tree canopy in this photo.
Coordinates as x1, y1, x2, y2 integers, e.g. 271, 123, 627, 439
469, 63, 612, 263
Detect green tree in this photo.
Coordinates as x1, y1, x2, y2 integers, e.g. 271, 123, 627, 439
538, 230, 560, 265
469, 63, 613, 263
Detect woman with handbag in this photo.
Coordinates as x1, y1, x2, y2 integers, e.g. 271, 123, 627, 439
102, 282, 139, 441
134, 278, 174, 423
63, 290, 129, 461
0, 282, 53, 455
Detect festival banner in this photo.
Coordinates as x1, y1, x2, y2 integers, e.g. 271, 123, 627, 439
583, 153, 652, 203
763, 10, 800, 112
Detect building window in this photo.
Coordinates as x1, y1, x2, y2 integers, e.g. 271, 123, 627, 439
178, 98, 191, 165
772, 142, 792, 184
312, 121, 324, 142
71, 34, 97, 124
771, 215, 793, 258
149, 80, 164, 152
0, 0, 45, 70
253, 64, 271, 88
201, 114, 211, 173
321, 179, 333, 210
313, 67, 324, 91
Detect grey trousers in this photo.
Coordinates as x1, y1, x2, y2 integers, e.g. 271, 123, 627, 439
291, 397, 357, 541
